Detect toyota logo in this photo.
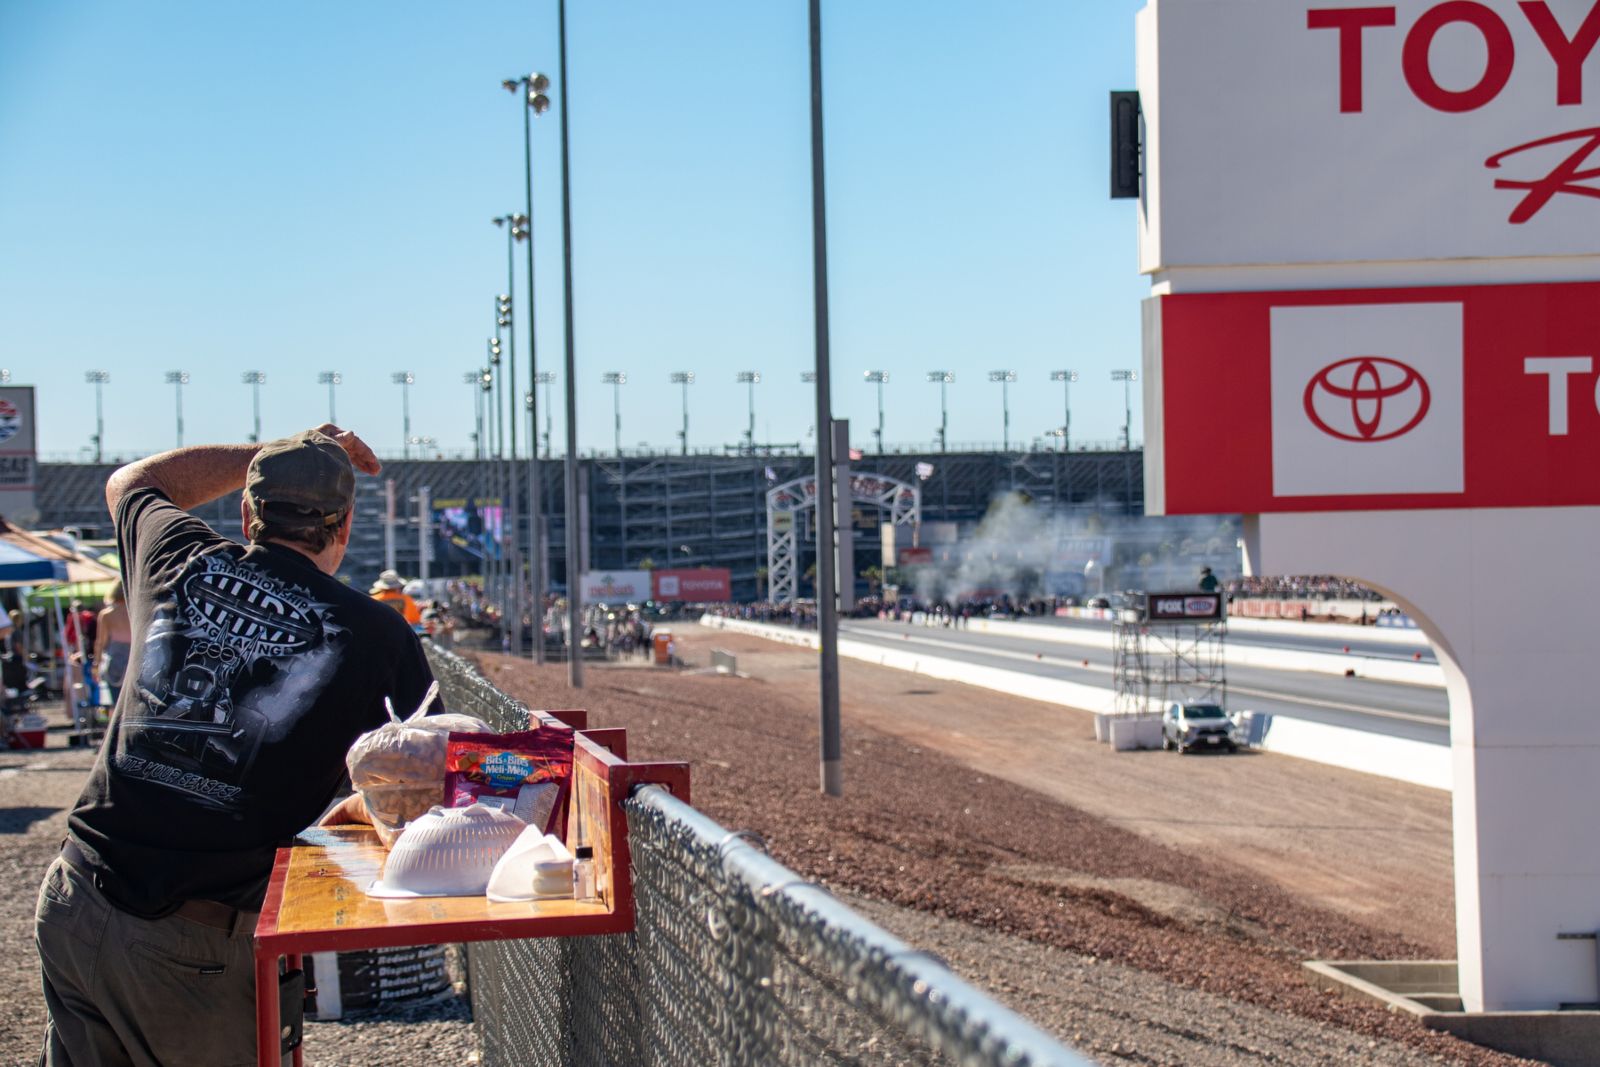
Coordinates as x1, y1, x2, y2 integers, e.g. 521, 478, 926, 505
1303, 357, 1431, 442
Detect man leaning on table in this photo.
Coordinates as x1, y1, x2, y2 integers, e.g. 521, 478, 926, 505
35, 425, 434, 1066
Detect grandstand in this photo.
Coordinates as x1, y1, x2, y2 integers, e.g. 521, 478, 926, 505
36, 448, 1144, 598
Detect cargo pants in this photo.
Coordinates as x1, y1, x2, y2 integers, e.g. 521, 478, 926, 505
34, 855, 271, 1067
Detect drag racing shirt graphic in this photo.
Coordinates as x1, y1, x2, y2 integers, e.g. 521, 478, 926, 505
68, 488, 433, 916
127, 551, 341, 801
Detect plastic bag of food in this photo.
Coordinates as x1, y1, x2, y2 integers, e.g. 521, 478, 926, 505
347, 682, 492, 847
442, 728, 574, 838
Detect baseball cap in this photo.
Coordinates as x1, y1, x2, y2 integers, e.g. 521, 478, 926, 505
246, 430, 355, 528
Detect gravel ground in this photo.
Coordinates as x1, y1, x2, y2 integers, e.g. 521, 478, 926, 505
845, 892, 1458, 1067
478, 635, 1540, 1067
697, 626, 1457, 951
0, 637, 1542, 1067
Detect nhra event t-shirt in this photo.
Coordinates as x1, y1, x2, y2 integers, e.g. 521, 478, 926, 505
68, 487, 435, 916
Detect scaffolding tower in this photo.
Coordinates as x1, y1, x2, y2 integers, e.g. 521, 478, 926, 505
1112, 593, 1227, 715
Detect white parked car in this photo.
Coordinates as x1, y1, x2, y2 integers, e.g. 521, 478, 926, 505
1162, 702, 1237, 754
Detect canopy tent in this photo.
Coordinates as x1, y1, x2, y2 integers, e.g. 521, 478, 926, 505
0, 541, 69, 585
0, 520, 120, 603
0, 522, 122, 694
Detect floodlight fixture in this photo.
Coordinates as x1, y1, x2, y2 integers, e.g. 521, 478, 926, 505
670, 372, 694, 454
85, 371, 110, 461
989, 370, 1017, 450
1113, 369, 1139, 450
165, 371, 189, 447
736, 371, 762, 450
1050, 370, 1079, 451
927, 371, 954, 451
602, 372, 627, 455
317, 371, 341, 423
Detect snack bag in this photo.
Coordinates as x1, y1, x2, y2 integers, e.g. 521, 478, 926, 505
346, 681, 493, 847
442, 728, 574, 838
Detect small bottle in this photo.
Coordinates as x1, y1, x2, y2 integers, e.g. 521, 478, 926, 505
573, 846, 596, 901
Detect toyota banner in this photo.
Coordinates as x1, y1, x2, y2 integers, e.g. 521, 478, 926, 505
652, 568, 732, 602
1145, 280, 1600, 514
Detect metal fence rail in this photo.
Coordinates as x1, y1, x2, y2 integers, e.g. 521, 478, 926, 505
427, 647, 1091, 1067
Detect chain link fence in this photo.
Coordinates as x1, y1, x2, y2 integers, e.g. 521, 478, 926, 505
427, 647, 1091, 1067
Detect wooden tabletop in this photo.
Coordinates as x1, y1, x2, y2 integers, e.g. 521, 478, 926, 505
255, 825, 621, 955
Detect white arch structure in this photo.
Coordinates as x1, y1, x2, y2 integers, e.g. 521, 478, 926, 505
767, 473, 920, 606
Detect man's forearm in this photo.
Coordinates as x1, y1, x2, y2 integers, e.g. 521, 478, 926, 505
105, 444, 260, 515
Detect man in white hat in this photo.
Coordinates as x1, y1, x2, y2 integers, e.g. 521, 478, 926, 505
369, 568, 421, 626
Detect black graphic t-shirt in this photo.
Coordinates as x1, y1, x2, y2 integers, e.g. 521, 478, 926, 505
68, 488, 434, 915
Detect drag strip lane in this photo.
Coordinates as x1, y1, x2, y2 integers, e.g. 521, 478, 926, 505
840, 621, 1449, 745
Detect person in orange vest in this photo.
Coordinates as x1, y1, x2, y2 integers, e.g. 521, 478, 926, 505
369, 569, 421, 626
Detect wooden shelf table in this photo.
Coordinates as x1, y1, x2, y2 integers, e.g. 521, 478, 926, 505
252, 724, 689, 1067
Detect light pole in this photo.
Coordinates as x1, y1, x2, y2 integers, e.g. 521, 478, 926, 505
556, 0, 583, 688
503, 70, 552, 665
1050, 370, 1078, 452
806, 0, 842, 796
318, 371, 341, 423
535, 372, 556, 458
242, 371, 266, 443
602, 372, 626, 455
489, 276, 522, 467
1112, 369, 1138, 450
464, 372, 485, 459
478, 367, 494, 595
736, 371, 761, 452
407, 435, 437, 455
84, 370, 109, 462
165, 370, 189, 448
491, 220, 527, 655
487, 329, 505, 637
800, 372, 817, 441
392, 372, 415, 459
863, 370, 888, 453
989, 370, 1017, 450
0, 371, 10, 384
488, 332, 504, 459
669, 371, 694, 455
926, 371, 953, 452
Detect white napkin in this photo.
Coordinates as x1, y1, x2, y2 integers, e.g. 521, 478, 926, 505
485, 826, 574, 902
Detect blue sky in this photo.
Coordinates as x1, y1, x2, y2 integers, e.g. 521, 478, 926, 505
1, 1, 1149, 461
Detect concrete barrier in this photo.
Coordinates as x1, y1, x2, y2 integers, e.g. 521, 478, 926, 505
1109, 716, 1162, 752
837, 634, 1120, 715
1258, 715, 1451, 791
1225, 615, 1427, 646
963, 616, 1443, 687
703, 616, 819, 648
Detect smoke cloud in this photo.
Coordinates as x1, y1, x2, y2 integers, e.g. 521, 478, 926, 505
907, 492, 1240, 605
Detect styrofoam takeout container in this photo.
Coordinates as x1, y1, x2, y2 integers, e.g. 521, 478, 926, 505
367, 803, 525, 898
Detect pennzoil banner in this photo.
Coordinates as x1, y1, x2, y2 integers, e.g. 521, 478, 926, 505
581, 571, 650, 605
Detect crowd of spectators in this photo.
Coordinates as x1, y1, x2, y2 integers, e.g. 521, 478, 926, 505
705, 593, 1071, 630
1223, 575, 1383, 601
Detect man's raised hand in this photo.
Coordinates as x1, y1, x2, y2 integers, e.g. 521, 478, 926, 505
312, 424, 382, 476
